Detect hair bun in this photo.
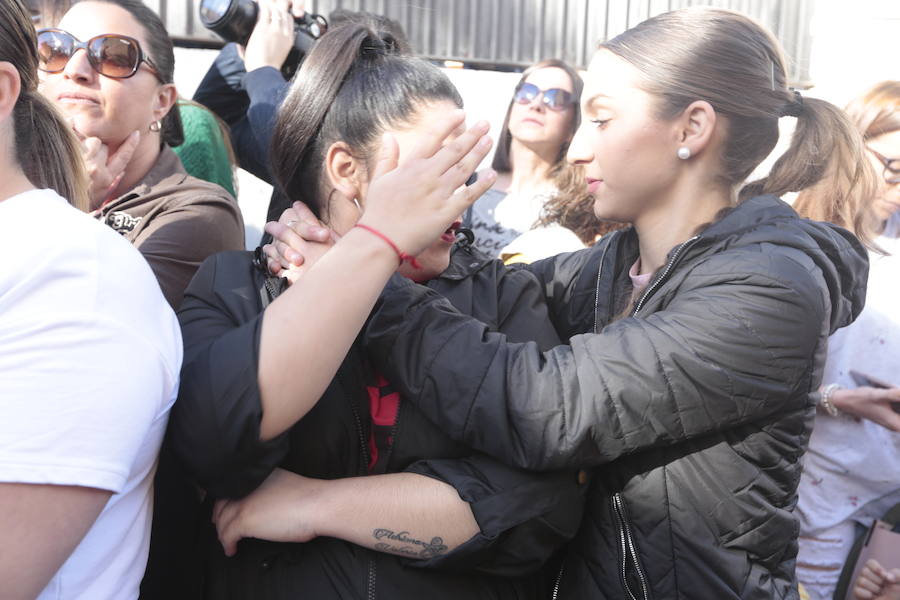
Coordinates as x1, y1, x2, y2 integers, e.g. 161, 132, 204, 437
360, 33, 399, 58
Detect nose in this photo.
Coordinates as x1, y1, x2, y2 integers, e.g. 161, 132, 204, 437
62, 47, 95, 83
566, 121, 594, 165
528, 93, 546, 113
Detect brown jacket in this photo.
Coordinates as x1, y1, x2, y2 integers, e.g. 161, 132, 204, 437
96, 146, 244, 308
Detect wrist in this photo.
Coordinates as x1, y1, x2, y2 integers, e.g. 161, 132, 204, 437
306, 478, 356, 540
819, 383, 842, 417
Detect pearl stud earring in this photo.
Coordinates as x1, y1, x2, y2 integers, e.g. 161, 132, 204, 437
677, 147, 691, 160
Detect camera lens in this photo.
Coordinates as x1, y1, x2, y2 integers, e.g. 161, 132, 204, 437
199, 0, 233, 26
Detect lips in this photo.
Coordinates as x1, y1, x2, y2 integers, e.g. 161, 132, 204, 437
521, 118, 544, 127
586, 178, 603, 193
440, 220, 462, 243
57, 91, 100, 106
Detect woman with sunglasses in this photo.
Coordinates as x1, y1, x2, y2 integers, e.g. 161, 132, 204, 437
791, 81, 900, 600
37, 0, 244, 309
0, 1, 181, 598
465, 59, 609, 260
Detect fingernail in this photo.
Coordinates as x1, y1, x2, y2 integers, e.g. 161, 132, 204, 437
484, 169, 497, 181
478, 136, 492, 149
475, 120, 489, 132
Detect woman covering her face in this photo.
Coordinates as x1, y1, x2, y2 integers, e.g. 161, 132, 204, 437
170, 19, 588, 600
263, 7, 874, 599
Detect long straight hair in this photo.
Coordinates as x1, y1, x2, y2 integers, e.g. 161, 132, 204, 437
602, 7, 879, 248
270, 20, 462, 219
2, 0, 87, 209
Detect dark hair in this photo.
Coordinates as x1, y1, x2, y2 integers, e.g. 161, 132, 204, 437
328, 8, 411, 53
2, 0, 87, 208
271, 20, 462, 219
72, 0, 184, 146
536, 185, 625, 245
602, 7, 879, 248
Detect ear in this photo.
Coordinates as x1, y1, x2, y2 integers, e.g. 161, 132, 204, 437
324, 140, 364, 206
151, 83, 178, 123
674, 100, 717, 158
0, 62, 22, 125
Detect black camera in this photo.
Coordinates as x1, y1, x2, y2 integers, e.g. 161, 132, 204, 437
199, 0, 327, 77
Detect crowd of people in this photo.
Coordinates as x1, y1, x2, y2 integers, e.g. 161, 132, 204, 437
1, 0, 898, 599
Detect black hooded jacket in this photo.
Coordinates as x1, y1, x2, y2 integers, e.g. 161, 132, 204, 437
169, 243, 588, 599
363, 196, 869, 600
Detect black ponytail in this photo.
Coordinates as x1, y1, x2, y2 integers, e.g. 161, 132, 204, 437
270, 20, 462, 219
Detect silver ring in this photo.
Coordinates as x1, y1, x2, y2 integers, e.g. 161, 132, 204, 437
286, 219, 298, 228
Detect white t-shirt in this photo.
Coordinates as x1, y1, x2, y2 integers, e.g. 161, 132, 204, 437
0, 189, 182, 600
466, 187, 557, 256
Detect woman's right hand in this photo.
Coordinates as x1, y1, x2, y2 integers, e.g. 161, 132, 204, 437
832, 386, 900, 432
358, 110, 495, 257
75, 128, 140, 210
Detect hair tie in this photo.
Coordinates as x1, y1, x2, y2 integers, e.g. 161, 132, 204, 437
780, 89, 804, 118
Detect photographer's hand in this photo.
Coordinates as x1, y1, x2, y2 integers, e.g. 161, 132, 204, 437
242, 0, 299, 71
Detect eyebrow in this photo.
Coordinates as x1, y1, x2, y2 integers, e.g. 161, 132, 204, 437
584, 94, 613, 111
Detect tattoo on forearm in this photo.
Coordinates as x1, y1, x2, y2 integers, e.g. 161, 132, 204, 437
371, 528, 448, 559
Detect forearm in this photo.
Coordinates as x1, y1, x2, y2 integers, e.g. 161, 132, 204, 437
258, 228, 397, 440
313, 473, 479, 560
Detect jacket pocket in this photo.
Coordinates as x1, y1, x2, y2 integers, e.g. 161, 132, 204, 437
612, 493, 652, 600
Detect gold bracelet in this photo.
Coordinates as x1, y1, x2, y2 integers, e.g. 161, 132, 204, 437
820, 383, 841, 417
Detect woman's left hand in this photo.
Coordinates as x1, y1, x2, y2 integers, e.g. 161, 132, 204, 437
213, 468, 324, 556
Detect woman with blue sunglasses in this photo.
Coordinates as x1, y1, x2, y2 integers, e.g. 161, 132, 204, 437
465, 59, 614, 261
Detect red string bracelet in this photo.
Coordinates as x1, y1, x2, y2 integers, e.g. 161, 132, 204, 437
353, 223, 422, 270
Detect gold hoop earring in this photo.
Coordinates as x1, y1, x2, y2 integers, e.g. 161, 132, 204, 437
149, 120, 162, 132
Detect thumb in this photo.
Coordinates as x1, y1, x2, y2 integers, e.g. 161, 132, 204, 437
107, 131, 140, 177
369, 133, 399, 183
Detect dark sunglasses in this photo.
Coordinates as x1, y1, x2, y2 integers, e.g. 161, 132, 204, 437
37, 28, 164, 82
513, 82, 575, 112
868, 147, 900, 184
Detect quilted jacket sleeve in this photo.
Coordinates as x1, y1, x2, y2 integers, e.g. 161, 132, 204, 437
402, 453, 588, 576
169, 253, 290, 498
365, 249, 831, 471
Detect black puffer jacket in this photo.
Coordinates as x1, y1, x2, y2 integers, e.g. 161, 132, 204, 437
363, 196, 869, 600
169, 243, 588, 599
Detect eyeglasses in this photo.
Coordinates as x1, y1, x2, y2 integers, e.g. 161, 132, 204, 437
36, 28, 164, 82
513, 82, 575, 112
868, 147, 900, 184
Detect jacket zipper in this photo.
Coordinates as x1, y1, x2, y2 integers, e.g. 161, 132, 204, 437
592, 236, 617, 333
631, 236, 699, 316
550, 563, 565, 599
613, 493, 650, 600
612, 239, 698, 599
